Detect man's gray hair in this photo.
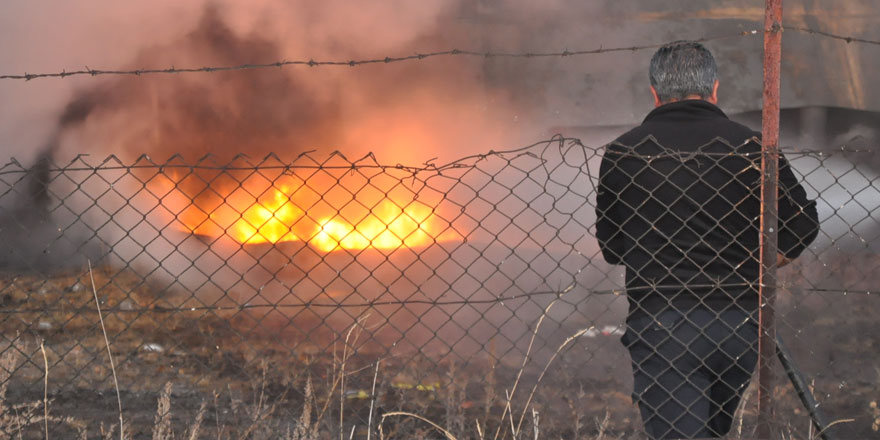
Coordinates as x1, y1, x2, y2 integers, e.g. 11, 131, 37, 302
649, 41, 717, 103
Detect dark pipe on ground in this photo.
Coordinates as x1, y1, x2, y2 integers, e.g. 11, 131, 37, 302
776, 335, 837, 440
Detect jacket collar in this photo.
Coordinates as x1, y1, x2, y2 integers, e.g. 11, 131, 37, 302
643, 99, 729, 123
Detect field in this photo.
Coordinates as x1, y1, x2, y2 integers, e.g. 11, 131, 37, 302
0, 261, 877, 439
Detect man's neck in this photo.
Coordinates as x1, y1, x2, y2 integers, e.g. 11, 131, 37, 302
656, 96, 718, 108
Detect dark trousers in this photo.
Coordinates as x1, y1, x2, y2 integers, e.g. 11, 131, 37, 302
622, 308, 758, 439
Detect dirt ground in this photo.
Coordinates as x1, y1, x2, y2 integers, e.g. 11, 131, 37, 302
0, 265, 877, 439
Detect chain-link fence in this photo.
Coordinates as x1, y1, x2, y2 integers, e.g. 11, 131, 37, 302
0, 137, 876, 438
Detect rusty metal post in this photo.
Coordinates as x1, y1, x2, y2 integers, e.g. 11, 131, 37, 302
758, 0, 783, 438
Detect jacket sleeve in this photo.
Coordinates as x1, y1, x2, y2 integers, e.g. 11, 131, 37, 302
777, 153, 820, 259
596, 145, 626, 265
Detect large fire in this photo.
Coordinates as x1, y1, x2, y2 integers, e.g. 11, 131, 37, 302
152, 170, 457, 252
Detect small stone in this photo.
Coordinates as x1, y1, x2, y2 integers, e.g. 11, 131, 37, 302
37, 320, 52, 330
601, 325, 625, 336
119, 299, 136, 311
142, 343, 164, 353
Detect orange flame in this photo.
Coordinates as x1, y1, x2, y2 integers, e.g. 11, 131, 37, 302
226, 183, 304, 245
154, 172, 456, 251
311, 200, 438, 252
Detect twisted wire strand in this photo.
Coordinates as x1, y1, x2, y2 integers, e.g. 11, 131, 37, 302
1, 30, 761, 81
2, 26, 878, 82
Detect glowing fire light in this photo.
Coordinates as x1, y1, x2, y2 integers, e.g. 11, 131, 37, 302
228, 184, 303, 245
155, 173, 455, 251
311, 200, 437, 252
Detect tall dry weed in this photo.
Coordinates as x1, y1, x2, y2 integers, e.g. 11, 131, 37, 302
186, 401, 207, 440
286, 375, 318, 440
152, 382, 173, 440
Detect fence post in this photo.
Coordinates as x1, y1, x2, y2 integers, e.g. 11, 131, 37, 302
758, 0, 783, 438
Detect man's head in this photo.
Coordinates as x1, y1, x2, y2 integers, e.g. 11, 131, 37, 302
649, 41, 719, 107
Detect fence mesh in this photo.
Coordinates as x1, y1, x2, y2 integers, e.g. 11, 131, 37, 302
0, 137, 877, 438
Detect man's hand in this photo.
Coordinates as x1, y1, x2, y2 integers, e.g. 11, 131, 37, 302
777, 253, 791, 268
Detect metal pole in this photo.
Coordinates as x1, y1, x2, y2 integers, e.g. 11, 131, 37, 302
758, 0, 783, 438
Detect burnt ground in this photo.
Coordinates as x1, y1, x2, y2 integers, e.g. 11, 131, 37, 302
0, 265, 877, 439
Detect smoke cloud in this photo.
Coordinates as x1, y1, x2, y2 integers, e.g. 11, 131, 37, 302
3, 0, 728, 168
0, 1, 529, 273
44, 2, 536, 166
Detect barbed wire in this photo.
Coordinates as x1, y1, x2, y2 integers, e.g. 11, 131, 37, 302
1, 26, 878, 82
0, 30, 761, 81
787, 25, 880, 46
782, 146, 880, 155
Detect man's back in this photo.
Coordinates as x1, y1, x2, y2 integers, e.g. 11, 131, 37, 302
596, 99, 818, 320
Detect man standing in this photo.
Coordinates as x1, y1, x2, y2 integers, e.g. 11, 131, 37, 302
595, 41, 819, 439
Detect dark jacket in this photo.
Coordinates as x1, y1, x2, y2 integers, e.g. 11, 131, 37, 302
596, 100, 819, 320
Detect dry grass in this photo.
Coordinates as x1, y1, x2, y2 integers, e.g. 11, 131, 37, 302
0, 332, 868, 439
0, 268, 873, 438
0, 340, 88, 439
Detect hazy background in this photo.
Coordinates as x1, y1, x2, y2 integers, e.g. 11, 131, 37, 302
0, 4, 878, 437
1, 0, 876, 169
1, 0, 878, 284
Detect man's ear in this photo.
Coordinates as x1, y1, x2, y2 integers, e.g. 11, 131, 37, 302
650, 85, 662, 108
708, 79, 720, 104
